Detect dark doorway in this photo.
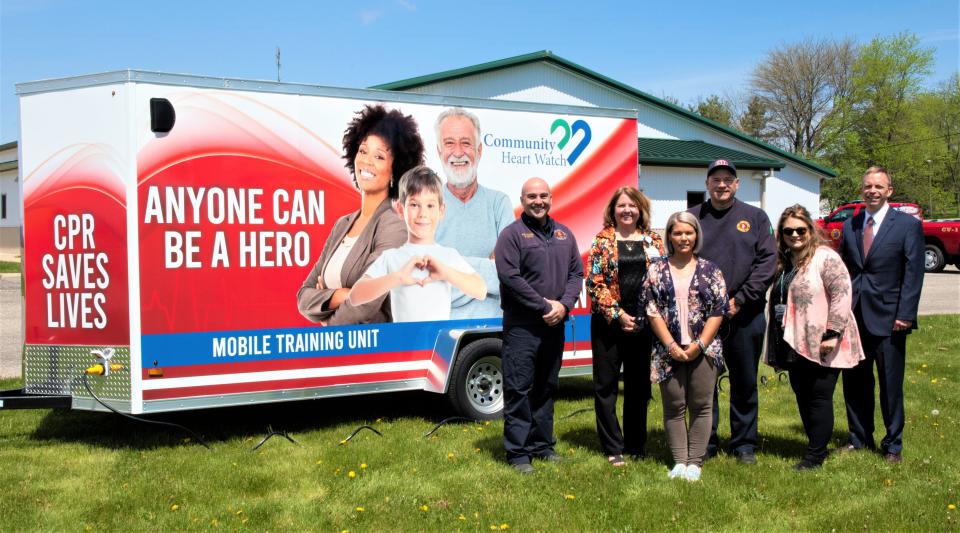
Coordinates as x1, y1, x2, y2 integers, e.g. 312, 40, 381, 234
686, 191, 705, 208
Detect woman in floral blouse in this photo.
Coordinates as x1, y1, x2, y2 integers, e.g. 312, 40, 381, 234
586, 187, 665, 467
766, 204, 864, 471
643, 211, 726, 482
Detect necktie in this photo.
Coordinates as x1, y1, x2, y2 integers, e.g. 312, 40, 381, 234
863, 216, 875, 258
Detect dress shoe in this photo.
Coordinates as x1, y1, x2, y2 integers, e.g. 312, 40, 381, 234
735, 451, 757, 465
884, 452, 902, 464
511, 462, 534, 474
793, 459, 821, 471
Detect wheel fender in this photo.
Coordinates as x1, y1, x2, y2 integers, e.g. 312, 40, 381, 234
428, 327, 502, 394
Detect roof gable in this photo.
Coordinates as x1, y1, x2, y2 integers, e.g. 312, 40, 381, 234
639, 138, 784, 170
373, 51, 837, 178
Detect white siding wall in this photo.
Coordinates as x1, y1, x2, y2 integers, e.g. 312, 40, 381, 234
640, 166, 763, 230
398, 60, 826, 224
0, 145, 20, 228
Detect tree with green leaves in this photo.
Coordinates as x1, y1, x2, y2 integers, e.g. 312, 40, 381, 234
688, 95, 733, 126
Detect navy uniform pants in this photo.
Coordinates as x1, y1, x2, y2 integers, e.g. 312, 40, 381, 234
502, 322, 565, 465
709, 306, 766, 456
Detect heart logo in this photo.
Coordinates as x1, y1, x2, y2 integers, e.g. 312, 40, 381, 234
550, 118, 592, 165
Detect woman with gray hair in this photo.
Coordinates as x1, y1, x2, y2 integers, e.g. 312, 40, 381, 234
642, 211, 727, 481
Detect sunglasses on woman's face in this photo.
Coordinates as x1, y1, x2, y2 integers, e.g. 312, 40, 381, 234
781, 227, 808, 237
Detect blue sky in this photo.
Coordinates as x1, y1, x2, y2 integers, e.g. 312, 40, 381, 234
1, 0, 957, 143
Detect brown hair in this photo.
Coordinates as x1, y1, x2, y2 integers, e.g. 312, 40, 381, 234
602, 186, 652, 231
775, 204, 823, 274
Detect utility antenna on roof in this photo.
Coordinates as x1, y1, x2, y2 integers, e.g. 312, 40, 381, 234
275, 46, 281, 82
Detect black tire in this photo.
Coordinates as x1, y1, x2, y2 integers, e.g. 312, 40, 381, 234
447, 338, 504, 420
925, 244, 946, 273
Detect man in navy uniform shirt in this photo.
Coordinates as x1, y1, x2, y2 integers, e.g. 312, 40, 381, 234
689, 159, 777, 465
495, 177, 583, 474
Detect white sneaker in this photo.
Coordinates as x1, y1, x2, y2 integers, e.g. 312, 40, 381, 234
668, 464, 687, 479
684, 464, 702, 482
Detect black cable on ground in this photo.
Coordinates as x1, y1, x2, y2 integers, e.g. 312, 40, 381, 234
81, 373, 211, 450
560, 408, 592, 420
422, 416, 480, 438
251, 425, 300, 451
339, 425, 383, 444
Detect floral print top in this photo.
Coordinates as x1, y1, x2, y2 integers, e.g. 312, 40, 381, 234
586, 226, 665, 323
766, 246, 865, 369
643, 256, 727, 384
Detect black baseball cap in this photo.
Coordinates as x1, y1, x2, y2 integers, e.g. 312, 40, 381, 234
707, 159, 737, 177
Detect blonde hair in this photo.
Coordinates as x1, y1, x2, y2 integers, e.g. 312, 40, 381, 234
664, 211, 703, 255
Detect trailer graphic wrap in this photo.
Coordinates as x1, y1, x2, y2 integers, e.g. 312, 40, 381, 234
23, 144, 130, 345
17, 72, 636, 413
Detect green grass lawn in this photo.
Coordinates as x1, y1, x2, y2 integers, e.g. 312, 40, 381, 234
1, 315, 957, 531
0, 261, 21, 273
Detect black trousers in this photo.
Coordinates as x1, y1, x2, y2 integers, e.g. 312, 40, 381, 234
502, 322, 565, 465
709, 306, 766, 455
590, 314, 652, 456
789, 356, 841, 464
842, 308, 907, 454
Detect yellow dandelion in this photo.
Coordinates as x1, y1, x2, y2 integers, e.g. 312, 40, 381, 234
316, 460, 323, 465
932, 379, 938, 384
475, 448, 482, 453
922, 364, 928, 368
335, 467, 342, 475
447, 452, 455, 459
348, 470, 356, 478
355, 506, 365, 513
485, 421, 491, 426
341, 530, 349, 533
884, 479, 893, 486
170, 504, 179, 511
458, 514, 466, 520
489, 525, 498, 531
564, 494, 576, 500
241, 518, 248, 524
420, 504, 430, 512
360, 463, 368, 469
949, 504, 956, 510
500, 524, 510, 530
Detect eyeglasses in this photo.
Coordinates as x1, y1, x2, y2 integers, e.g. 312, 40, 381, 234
781, 227, 808, 237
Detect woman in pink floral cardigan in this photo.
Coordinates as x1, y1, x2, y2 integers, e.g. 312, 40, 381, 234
766, 204, 865, 470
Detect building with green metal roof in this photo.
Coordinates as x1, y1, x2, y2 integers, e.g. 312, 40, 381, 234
373, 50, 835, 227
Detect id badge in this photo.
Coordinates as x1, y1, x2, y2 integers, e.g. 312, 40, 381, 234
774, 304, 786, 324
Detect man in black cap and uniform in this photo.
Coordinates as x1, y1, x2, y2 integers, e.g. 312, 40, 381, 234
689, 159, 777, 464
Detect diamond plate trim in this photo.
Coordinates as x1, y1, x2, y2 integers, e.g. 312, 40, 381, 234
24, 345, 131, 402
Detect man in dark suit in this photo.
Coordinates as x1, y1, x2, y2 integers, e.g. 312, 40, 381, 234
840, 166, 924, 463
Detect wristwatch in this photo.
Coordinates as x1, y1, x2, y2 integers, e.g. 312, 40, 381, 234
695, 339, 707, 353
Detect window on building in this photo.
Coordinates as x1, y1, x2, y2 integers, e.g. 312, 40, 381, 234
1, 193, 6, 220
686, 191, 705, 208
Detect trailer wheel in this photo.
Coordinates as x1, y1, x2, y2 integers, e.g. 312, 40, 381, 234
925, 244, 946, 273
448, 338, 504, 420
